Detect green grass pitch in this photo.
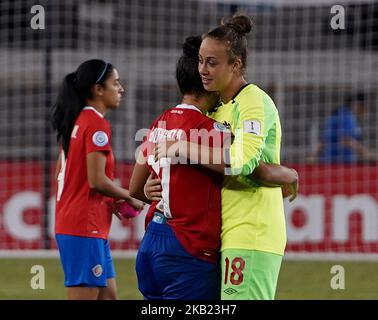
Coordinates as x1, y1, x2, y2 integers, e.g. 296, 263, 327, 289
0, 259, 377, 299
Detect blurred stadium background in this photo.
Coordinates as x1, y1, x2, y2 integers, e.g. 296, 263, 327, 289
0, 0, 377, 299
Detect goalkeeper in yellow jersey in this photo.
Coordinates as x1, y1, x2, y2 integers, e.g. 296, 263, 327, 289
197, 13, 287, 300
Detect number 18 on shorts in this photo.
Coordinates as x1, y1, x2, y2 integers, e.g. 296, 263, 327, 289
221, 249, 283, 300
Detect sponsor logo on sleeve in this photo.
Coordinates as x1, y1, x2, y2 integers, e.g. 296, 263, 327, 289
92, 131, 109, 147
243, 120, 261, 135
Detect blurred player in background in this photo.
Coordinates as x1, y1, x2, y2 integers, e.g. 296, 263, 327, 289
308, 91, 377, 164
132, 35, 297, 300
51, 59, 144, 300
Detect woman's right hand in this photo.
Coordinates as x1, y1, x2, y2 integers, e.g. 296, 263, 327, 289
128, 198, 145, 211
144, 173, 162, 201
281, 168, 299, 202
112, 198, 144, 221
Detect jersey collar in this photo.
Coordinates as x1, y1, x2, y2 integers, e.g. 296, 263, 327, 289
83, 106, 104, 118
175, 104, 202, 113
222, 83, 251, 105
231, 83, 251, 101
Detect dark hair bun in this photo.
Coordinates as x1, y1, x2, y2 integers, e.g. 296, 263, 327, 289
223, 14, 252, 36
182, 35, 202, 58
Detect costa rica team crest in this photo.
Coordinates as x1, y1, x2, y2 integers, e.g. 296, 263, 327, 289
92, 131, 109, 147
92, 264, 103, 277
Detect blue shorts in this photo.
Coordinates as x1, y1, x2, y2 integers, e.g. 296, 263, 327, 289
56, 234, 115, 287
136, 212, 220, 300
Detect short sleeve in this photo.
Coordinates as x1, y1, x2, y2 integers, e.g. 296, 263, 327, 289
85, 119, 112, 155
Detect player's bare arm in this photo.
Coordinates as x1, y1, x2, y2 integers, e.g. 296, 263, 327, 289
87, 151, 144, 210
252, 162, 298, 186
341, 137, 377, 163
129, 151, 156, 203
155, 139, 299, 201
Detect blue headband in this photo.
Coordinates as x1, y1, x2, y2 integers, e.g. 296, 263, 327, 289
95, 62, 108, 83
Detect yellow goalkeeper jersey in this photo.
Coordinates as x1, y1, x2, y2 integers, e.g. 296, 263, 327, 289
208, 84, 286, 255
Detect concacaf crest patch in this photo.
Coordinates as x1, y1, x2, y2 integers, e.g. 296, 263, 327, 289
92, 131, 109, 147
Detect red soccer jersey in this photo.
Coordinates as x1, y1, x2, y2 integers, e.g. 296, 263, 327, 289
143, 104, 227, 263
55, 106, 115, 239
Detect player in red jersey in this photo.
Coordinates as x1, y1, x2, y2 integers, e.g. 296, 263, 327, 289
129, 36, 226, 299
51, 59, 144, 300
129, 36, 297, 300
